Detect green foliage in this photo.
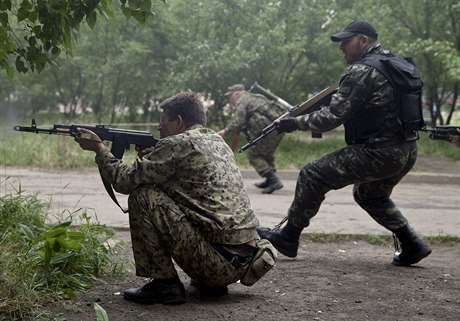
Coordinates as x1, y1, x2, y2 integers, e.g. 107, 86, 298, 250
0, 0, 458, 135
167, 0, 343, 104
0, 189, 127, 319
1, 0, 458, 126
94, 302, 109, 321
0, 0, 159, 76
369, 0, 460, 126
406, 39, 460, 82
417, 132, 460, 161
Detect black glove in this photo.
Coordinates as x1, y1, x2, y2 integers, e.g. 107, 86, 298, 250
276, 117, 298, 133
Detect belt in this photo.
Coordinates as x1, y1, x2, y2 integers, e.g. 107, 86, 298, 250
351, 136, 405, 148
212, 243, 257, 269
365, 138, 403, 148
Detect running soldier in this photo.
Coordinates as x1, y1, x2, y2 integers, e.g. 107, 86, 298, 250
257, 20, 432, 266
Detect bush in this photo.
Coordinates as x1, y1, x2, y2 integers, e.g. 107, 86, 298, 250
0, 190, 127, 320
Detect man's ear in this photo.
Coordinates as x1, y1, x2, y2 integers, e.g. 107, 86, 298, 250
176, 115, 187, 131
360, 35, 370, 47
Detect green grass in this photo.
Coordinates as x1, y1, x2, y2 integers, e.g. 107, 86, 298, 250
1, 125, 457, 320
0, 188, 129, 320
234, 131, 346, 170
301, 232, 460, 245
1, 126, 459, 170
417, 132, 460, 160
235, 129, 460, 171
0, 131, 138, 168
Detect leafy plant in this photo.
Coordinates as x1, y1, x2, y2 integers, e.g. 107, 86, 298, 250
0, 189, 128, 319
94, 303, 110, 321
1, 0, 162, 76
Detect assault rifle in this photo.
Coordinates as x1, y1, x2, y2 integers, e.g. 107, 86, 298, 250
14, 119, 158, 159
14, 119, 159, 213
421, 125, 460, 142
239, 81, 339, 152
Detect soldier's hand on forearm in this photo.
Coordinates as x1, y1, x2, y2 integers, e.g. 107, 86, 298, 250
276, 117, 298, 133
74, 128, 105, 153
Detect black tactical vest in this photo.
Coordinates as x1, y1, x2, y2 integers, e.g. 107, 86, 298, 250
347, 52, 424, 144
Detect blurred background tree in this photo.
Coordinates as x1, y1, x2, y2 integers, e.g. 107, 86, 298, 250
1, 0, 459, 128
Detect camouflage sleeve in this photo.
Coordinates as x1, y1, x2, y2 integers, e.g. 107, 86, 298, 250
95, 139, 176, 195
296, 64, 378, 132
223, 97, 249, 135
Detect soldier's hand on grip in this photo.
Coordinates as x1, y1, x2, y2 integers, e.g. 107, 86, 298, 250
276, 117, 298, 133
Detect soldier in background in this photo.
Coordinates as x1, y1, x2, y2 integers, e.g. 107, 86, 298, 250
219, 84, 285, 194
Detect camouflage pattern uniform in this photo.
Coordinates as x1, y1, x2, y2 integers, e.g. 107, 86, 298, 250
95, 125, 259, 287
288, 43, 417, 232
223, 92, 285, 177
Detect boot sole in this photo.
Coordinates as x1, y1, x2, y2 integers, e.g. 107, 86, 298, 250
274, 244, 298, 258
262, 184, 284, 194
257, 231, 298, 257
255, 184, 269, 189
392, 248, 432, 266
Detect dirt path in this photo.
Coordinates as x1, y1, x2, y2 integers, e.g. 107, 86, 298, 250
2, 155, 459, 320
2, 155, 460, 236
52, 232, 460, 321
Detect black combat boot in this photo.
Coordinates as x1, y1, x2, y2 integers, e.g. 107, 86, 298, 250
392, 224, 432, 266
254, 177, 269, 189
124, 278, 186, 304
256, 217, 303, 257
262, 170, 283, 194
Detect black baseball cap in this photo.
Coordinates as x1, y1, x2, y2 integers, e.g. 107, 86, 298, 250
330, 20, 378, 42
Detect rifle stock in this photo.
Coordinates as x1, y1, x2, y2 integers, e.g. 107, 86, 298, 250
239, 81, 339, 152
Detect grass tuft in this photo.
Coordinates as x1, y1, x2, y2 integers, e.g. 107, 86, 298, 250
0, 189, 128, 320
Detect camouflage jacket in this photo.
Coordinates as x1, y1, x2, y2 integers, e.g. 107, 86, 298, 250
296, 43, 402, 144
95, 124, 258, 244
224, 92, 285, 139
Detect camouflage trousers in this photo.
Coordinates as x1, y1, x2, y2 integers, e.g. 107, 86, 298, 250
128, 186, 247, 286
248, 132, 285, 177
287, 141, 417, 232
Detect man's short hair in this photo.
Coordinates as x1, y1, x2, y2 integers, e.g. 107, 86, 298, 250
330, 20, 378, 42
160, 92, 206, 127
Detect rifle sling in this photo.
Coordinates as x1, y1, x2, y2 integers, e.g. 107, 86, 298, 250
98, 168, 129, 213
